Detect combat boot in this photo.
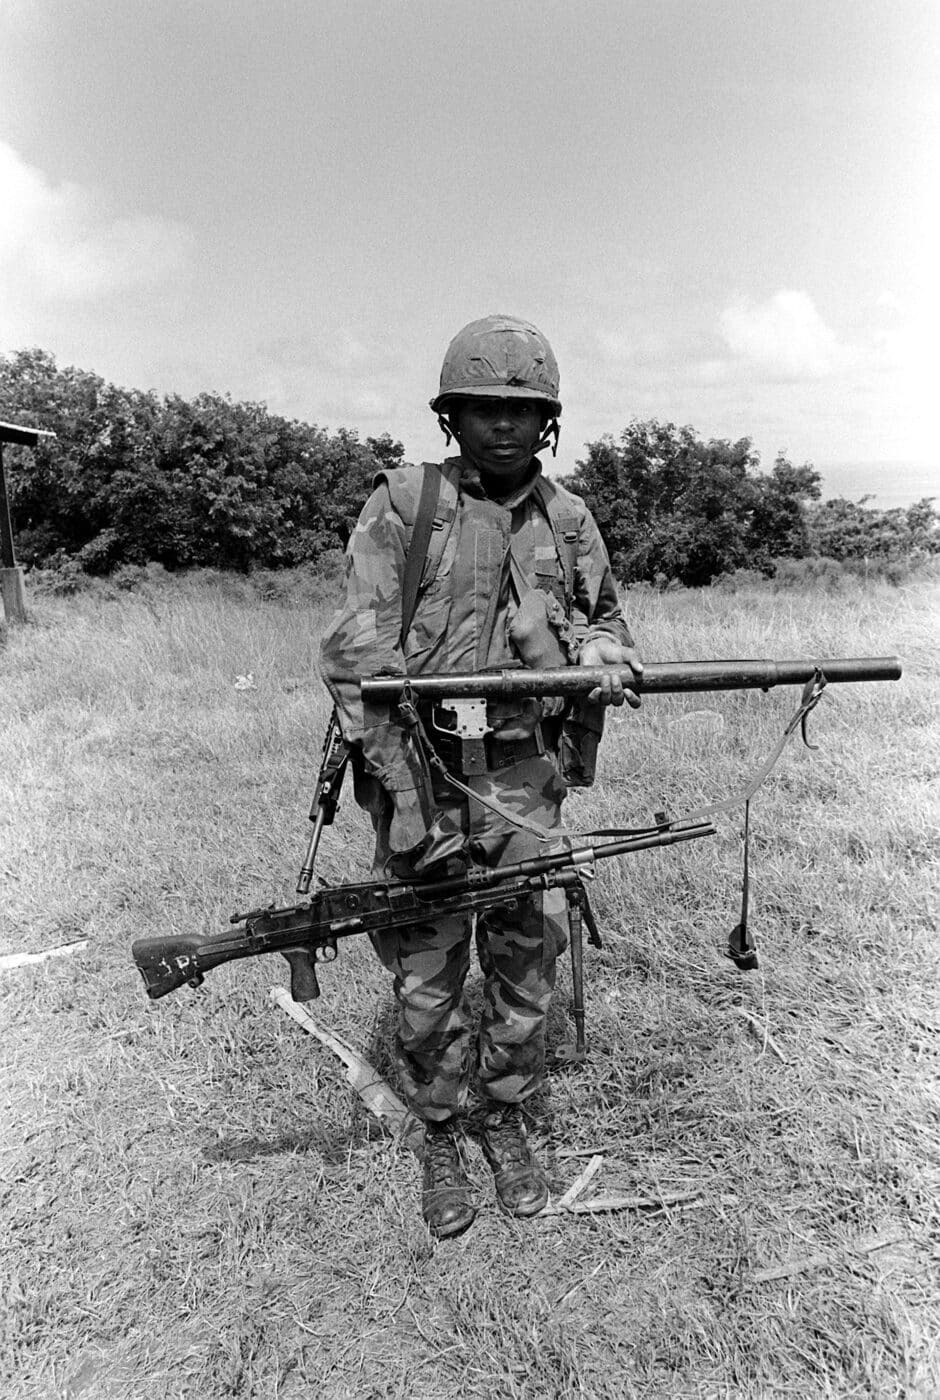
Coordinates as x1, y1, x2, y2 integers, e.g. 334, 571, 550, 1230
479, 1103, 549, 1217
422, 1120, 477, 1239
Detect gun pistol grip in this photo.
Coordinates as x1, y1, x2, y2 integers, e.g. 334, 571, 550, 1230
281, 948, 321, 1001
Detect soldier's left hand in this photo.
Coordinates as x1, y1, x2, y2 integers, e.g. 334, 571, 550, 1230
578, 638, 643, 708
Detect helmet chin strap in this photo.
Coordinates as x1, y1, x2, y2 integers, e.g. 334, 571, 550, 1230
436, 413, 456, 448
436, 413, 560, 458
536, 418, 561, 458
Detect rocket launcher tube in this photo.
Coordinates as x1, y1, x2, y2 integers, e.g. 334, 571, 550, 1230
360, 656, 902, 703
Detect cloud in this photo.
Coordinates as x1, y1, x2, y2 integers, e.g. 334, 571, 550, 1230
874, 290, 904, 316
718, 289, 841, 379
236, 327, 404, 431
0, 141, 195, 301
319, 388, 396, 423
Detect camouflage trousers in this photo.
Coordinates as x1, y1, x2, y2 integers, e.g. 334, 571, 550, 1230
369, 753, 570, 1123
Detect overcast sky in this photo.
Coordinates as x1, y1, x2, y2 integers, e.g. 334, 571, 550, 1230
1, 0, 937, 484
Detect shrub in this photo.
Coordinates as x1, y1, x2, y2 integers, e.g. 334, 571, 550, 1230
564, 421, 821, 586
770, 556, 848, 591
29, 551, 90, 596
0, 348, 401, 573
807, 496, 939, 562
712, 568, 767, 593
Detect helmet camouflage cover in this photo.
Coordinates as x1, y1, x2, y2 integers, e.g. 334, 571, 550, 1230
430, 314, 562, 417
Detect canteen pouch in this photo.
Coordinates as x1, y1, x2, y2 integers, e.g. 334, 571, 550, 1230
559, 701, 605, 788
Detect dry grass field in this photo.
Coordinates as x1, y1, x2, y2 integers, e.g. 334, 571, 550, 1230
1, 568, 938, 1400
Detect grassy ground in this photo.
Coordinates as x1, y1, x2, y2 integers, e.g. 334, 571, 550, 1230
1, 569, 938, 1400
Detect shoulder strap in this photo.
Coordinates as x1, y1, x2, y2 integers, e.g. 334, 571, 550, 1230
399, 464, 442, 649
533, 477, 581, 605
398, 462, 459, 650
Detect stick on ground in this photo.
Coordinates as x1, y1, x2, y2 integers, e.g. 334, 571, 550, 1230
752, 1229, 909, 1282
270, 985, 411, 1135
0, 940, 88, 973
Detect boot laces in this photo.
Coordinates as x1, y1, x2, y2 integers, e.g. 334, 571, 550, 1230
424, 1126, 463, 1188
484, 1108, 530, 1169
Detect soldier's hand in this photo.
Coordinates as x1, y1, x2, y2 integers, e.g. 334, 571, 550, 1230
578, 638, 643, 708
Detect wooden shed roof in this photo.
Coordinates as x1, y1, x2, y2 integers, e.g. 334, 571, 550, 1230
0, 421, 57, 447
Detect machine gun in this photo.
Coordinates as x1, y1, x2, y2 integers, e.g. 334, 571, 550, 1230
131, 821, 713, 1061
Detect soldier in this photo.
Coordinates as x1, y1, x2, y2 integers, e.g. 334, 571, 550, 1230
320, 315, 642, 1237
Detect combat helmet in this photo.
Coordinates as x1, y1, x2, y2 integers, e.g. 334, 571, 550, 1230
430, 314, 562, 453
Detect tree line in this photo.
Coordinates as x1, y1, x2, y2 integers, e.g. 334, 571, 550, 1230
1, 348, 936, 587
561, 421, 938, 586
0, 348, 399, 575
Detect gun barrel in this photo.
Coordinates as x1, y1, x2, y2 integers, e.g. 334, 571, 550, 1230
296, 806, 327, 895
414, 821, 715, 900
361, 657, 902, 703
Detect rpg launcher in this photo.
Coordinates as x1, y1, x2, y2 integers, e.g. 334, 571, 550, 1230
362, 656, 901, 796
360, 656, 902, 703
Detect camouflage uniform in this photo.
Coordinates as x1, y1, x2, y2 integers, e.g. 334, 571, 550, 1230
320, 454, 632, 1121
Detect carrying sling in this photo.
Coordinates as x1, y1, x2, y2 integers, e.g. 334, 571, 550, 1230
399, 464, 445, 650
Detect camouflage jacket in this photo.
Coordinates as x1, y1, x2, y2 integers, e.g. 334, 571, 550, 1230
319, 455, 633, 853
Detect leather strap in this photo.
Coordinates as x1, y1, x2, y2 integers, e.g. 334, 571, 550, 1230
680, 670, 827, 824
399, 464, 442, 650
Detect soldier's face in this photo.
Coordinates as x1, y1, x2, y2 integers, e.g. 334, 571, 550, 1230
454, 398, 543, 480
